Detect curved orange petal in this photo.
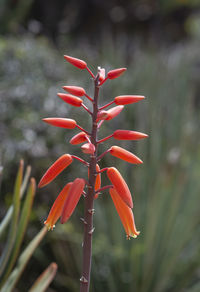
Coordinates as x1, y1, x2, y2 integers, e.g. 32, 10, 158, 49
61, 178, 85, 223
109, 188, 140, 238
107, 167, 133, 208
44, 182, 72, 230
109, 146, 143, 164
38, 154, 73, 188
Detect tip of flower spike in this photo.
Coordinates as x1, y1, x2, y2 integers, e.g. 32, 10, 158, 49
64, 55, 87, 69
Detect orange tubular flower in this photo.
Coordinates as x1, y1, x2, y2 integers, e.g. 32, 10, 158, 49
44, 182, 72, 230
109, 188, 140, 239
81, 143, 95, 154
61, 178, 85, 223
38, 154, 73, 188
57, 93, 83, 107
62, 86, 86, 97
64, 55, 87, 69
114, 95, 145, 105
109, 146, 143, 164
105, 105, 124, 120
70, 132, 87, 145
113, 130, 148, 140
107, 167, 133, 208
88, 164, 101, 199
43, 118, 77, 129
107, 68, 127, 79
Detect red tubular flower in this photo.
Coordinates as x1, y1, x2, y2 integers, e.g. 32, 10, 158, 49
109, 188, 140, 238
43, 118, 77, 129
81, 143, 95, 154
105, 105, 124, 120
57, 93, 83, 107
107, 167, 133, 208
38, 154, 73, 188
109, 146, 143, 164
44, 182, 72, 230
70, 132, 87, 145
114, 95, 145, 105
61, 178, 85, 223
113, 130, 148, 140
107, 68, 127, 79
64, 55, 87, 69
62, 86, 86, 97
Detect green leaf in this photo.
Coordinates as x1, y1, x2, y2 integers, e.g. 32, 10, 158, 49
1, 178, 36, 284
0, 160, 23, 278
28, 262, 58, 292
1, 226, 47, 292
0, 165, 31, 239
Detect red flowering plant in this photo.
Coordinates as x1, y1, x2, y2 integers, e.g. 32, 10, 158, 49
38, 55, 148, 292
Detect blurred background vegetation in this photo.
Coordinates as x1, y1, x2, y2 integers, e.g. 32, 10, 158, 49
0, 0, 200, 291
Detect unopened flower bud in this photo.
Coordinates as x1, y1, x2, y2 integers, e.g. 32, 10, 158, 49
57, 93, 83, 107
96, 110, 109, 122
113, 130, 148, 140
105, 105, 124, 120
114, 95, 145, 105
109, 146, 143, 164
62, 86, 86, 97
81, 143, 95, 154
64, 55, 87, 69
107, 68, 127, 79
43, 118, 77, 129
98, 67, 105, 82
70, 132, 87, 145
38, 154, 73, 188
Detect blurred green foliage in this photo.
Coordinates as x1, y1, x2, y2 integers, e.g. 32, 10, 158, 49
0, 160, 57, 291
0, 35, 200, 291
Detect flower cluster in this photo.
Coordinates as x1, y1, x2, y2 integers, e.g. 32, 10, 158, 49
39, 55, 148, 239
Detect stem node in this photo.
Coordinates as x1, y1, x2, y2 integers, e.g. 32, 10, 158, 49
80, 276, 88, 283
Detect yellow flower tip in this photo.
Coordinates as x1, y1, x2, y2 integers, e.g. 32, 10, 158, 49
44, 220, 55, 231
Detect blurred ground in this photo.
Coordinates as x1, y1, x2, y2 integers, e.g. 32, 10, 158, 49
0, 1, 200, 291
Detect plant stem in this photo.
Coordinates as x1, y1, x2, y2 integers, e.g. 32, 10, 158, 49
80, 75, 99, 292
